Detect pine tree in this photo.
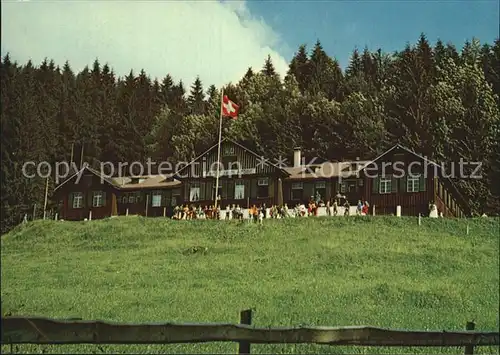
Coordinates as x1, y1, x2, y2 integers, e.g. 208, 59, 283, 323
287, 44, 310, 93
243, 67, 254, 81
187, 76, 205, 115
434, 39, 447, 68
308, 40, 344, 101
261, 55, 277, 77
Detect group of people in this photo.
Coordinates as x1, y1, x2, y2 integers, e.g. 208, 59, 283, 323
170, 196, 371, 221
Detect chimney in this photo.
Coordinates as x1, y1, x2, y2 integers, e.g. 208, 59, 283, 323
293, 147, 301, 168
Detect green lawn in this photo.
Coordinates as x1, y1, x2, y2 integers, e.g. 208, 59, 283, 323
1, 216, 499, 354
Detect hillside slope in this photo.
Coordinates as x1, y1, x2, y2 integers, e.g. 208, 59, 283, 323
1, 216, 499, 354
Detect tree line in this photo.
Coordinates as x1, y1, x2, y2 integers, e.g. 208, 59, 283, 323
1, 34, 499, 233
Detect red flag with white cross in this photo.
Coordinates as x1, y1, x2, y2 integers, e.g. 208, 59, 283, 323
221, 95, 239, 118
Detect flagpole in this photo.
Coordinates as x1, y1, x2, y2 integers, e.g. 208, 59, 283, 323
214, 88, 224, 210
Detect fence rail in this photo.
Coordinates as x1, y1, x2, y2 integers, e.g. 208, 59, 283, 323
1, 311, 499, 355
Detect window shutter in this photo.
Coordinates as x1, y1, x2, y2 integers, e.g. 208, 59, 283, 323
400, 176, 407, 193
304, 182, 314, 199
102, 191, 107, 206
69, 193, 74, 208
200, 182, 206, 201
268, 178, 274, 199
391, 176, 398, 193
373, 177, 379, 194
419, 175, 426, 192
250, 179, 257, 199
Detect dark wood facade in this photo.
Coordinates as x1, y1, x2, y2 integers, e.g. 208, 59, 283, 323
360, 145, 470, 217
53, 142, 471, 220
53, 168, 182, 220
54, 171, 119, 221
174, 139, 289, 208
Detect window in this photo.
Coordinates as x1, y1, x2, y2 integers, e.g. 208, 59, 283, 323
189, 182, 200, 202
393, 153, 405, 162
121, 195, 128, 204
223, 145, 235, 156
291, 182, 303, 200
72, 192, 83, 209
407, 175, 420, 192
128, 194, 135, 203
212, 183, 222, 200
379, 177, 392, 194
257, 177, 269, 198
314, 181, 326, 201
92, 191, 103, 207
234, 180, 245, 200
258, 178, 269, 186
172, 189, 181, 206
340, 182, 346, 194
152, 191, 162, 207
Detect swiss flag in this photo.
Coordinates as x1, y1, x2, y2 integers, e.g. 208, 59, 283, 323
222, 95, 239, 118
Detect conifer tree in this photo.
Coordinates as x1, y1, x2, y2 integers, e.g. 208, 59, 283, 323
261, 55, 277, 78
287, 44, 310, 93
187, 76, 205, 115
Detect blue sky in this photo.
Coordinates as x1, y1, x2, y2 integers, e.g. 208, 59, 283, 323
247, 0, 500, 68
1, 0, 498, 87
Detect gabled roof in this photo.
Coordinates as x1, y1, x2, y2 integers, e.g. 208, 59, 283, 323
360, 143, 472, 215
283, 160, 371, 180
53, 165, 119, 192
113, 174, 181, 189
360, 143, 440, 171
54, 165, 181, 192
174, 137, 290, 178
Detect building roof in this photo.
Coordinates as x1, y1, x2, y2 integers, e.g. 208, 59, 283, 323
283, 160, 371, 180
112, 174, 181, 189
174, 136, 290, 178
360, 143, 472, 216
53, 165, 120, 192
54, 166, 182, 192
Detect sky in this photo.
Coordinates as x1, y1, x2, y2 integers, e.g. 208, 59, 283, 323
1, 0, 499, 89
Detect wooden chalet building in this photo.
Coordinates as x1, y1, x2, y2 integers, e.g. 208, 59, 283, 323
53, 167, 182, 221
359, 144, 471, 217
173, 138, 290, 208
52, 139, 471, 220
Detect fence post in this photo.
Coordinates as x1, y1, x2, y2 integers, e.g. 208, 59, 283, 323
239, 309, 252, 355
465, 321, 475, 355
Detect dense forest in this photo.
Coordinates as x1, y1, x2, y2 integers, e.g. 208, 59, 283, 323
1, 34, 499, 233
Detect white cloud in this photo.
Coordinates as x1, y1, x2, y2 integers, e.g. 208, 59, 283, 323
1, 0, 289, 88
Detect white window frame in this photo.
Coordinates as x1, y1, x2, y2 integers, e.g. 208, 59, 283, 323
258, 177, 269, 186
92, 191, 103, 207
315, 181, 326, 189
292, 182, 303, 190
234, 180, 245, 200
152, 192, 162, 207
379, 177, 392, 194
291, 182, 302, 200
73, 192, 83, 209
407, 175, 420, 193
223, 145, 235, 156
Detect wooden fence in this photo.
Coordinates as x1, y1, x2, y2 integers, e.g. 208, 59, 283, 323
1, 310, 498, 354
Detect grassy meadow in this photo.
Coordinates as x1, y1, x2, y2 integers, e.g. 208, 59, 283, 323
1, 216, 499, 354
